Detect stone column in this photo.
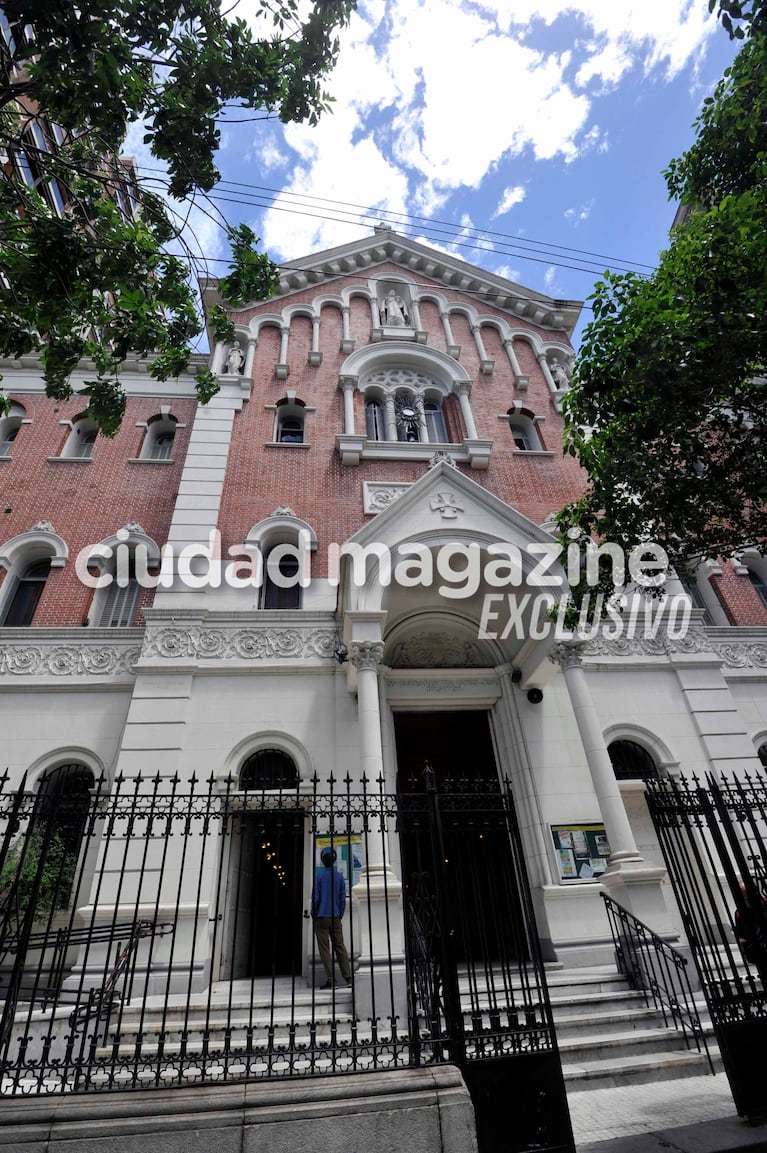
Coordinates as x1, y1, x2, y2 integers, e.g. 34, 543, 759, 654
471, 323, 488, 361
279, 326, 289, 365
550, 642, 671, 930
211, 341, 226, 375
244, 336, 257, 378
384, 393, 398, 442
537, 353, 556, 394
340, 377, 356, 435
311, 316, 321, 358
415, 397, 428, 443
342, 306, 352, 345
349, 640, 405, 1018
440, 310, 454, 347
454, 381, 478, 440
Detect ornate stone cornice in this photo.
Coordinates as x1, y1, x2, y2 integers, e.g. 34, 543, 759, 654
349, 640, 384, 671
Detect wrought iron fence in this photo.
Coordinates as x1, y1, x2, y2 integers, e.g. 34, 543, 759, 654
0, 766, 572, 1153
0, 771, 414, 1094
646, 771, 767, 1123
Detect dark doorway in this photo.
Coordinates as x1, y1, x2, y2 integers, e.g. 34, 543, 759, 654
228, 811, 304, 979
394, 710, 528, 962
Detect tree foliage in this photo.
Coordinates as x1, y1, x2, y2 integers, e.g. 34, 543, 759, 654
0, 0, 355, 433
559, 2, 767, 583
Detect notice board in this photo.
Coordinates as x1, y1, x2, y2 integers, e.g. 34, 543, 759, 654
551, 823, 611, 882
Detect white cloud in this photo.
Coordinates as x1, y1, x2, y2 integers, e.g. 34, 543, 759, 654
244, 0, 719, 259
564, 199, 596, 224
493, 185, 527, 219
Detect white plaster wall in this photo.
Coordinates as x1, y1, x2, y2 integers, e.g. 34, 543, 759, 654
0, 687, 132, 786
169, 668, 360, 783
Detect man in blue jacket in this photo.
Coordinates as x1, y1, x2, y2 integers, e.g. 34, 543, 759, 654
312, 846, 352, 988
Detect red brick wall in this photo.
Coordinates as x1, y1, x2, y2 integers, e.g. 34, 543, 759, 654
710, 564, 767, 627
0, 392, 197, 625
221, 266, 586, 577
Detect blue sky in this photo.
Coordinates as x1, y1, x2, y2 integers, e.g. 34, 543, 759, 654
128, 0, 741, 349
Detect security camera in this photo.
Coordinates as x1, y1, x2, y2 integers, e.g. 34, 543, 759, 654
527, 688, 544, 704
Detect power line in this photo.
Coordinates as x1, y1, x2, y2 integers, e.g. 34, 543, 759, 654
136, 163, 655, 277
213, 175, 657, 273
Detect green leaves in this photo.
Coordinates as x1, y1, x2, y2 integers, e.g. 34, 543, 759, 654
0, 0, 356, 431
219, 224, 280, 308
562, 6, 767, 583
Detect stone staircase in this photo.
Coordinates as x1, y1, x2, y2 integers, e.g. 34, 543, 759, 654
542, 964, 719, 1091
9, 963, 731, 1094
88, 965, 722, 1091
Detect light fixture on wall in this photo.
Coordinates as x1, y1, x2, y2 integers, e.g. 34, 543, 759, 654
527, 688, 544, 704
334, 644, 349, 665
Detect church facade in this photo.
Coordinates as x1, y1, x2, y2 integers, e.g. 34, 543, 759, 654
1, 230, 767, 1118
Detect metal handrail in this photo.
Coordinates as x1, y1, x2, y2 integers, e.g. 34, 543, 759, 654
601, 892, 713, 1072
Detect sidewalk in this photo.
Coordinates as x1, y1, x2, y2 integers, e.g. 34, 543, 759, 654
569, 1072, 767, 1153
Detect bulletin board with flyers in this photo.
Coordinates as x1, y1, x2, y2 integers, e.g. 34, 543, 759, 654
551, 823, 611, 882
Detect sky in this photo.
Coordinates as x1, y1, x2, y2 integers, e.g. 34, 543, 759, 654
127, 0, 741, 350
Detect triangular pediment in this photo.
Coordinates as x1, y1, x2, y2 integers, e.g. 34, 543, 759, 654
272, 229, 580, 335
345, 459, 558, 560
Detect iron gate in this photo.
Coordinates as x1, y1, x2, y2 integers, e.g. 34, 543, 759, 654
398, 765, 574, 1153
646, 771, 767, 1123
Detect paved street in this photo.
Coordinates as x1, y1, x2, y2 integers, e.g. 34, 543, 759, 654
569, 1072, 738, 1145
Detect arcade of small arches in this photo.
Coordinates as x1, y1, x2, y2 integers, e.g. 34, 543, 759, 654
215, 279, 573, 400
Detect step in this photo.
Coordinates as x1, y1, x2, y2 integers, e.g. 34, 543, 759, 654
562, 1044, 723, 1090
557, 1021, 716, 1067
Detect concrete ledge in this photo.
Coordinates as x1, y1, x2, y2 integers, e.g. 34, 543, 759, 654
0, 1066, 478, 1153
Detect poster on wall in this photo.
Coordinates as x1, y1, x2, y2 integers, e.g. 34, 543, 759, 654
315, 836, 363, 886
551, 824, 611, 882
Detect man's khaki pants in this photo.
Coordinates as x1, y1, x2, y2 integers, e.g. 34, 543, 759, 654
313, 916, 351, 983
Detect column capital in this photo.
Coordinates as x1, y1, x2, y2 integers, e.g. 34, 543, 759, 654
453, 380, 472, 397
350, 640, 384, 671
549, 641, 586, 671
339, 374, 358, 392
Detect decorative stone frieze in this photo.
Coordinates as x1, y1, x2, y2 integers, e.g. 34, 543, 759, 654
0, 642, 140, 678
362, 482, 412, 514
141, 625, 339, 663
389, 632, 484, 669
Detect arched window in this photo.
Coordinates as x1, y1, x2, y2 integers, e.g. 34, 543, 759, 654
239, 749, 299, 790
508, 410, 541, 451
141, 414, 177, 460
0, 402, 25, 457
1, 558, 50, 626
424, 399, 448, 443
97, 562, 141, 627
62, 415, 98, 459
275, 399, 305, 444
262, 547, 301, 609
365, 398, 385, 441
4, 763, 95, 925
608, 740, 659, 781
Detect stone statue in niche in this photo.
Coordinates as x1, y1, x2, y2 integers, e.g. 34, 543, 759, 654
381, 289, 409, 326
226, 341, 245, 374
549, 356, 570, 390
